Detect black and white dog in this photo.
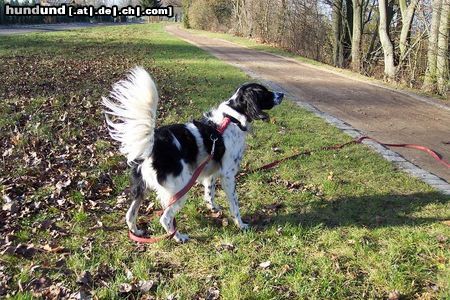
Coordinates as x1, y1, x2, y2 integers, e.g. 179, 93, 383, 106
102, 67, 283, 242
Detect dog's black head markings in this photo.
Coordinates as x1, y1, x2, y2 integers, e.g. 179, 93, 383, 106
227, 83, 284, 122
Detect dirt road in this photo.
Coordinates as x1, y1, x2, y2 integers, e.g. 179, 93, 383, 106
166, 24, 450, 183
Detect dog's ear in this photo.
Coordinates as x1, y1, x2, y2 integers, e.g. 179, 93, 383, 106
227, 86, 268, 122
242, 89, 269, 121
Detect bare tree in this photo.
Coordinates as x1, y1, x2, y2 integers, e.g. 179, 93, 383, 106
436, 0, 449, 94
184, 0, 445, 95
423, 0, 443, 90
351, 0, 362, 71
378, 0, 396, 79
332, 0, 345, 67
398, 0, 420, 61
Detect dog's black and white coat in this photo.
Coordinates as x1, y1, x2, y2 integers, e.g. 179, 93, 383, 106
102, 67, 283, 242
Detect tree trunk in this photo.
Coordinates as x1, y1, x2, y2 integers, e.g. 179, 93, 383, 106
423, 0, 443, 90
351, 0, 362, 71
332, 0, 344, 67
379, 0, 396, 79
365, 19, 378, 62
398, 0, 419, 61
343, 0, 353, 63
276, 0, 287, 45
436, 0, 450, 95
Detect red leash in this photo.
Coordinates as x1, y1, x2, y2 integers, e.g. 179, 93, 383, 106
357, 136, 450, 168
242, 136, 450, 175
129, 121, 449, 243
128, 117, 231, 243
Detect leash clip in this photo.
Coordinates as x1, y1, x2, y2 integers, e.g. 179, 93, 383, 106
210, 135, 218, 156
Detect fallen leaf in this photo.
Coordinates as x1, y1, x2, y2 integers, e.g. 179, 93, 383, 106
44, 285, 62, 300
279, 265, 290, 276
436, 235, 448, 243
119, 283, 133, 293
28, 277, 51, 293
167, 293, 177, 300
38, 219, 54, 230
124, 266, 133, 280
327, 171, 334, 181
2, 201, 18, 214
14, 243, 38, 259
42, 244, 66, 253
217, 242, 234, 252
55, 258, 66, 268
259, 261, 271, 269
206, 287, 220, 300
271, 146, 282, 153
388, 290, 400, 300
210, 211, 223, 218
221, 218, 229, 227
138, 280, 154, 293
76, 271, 93, 288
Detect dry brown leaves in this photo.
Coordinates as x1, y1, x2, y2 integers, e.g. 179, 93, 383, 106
265, 175, 324, 196
0, 52, 190, 297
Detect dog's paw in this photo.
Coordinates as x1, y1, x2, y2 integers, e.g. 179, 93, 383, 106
233, 218, 250, 230
239, 222, 250, 231
174, 233, 190, 243
206, 203, 222, 213
131, 228, 145, 236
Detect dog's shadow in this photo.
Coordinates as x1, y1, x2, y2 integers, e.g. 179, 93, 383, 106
195, 191, 448, 231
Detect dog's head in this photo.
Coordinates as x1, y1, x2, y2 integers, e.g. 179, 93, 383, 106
227, 83, 284, 122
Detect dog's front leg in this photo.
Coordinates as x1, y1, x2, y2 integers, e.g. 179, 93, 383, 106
221, 174, 249, 230
160, 195, 190, 243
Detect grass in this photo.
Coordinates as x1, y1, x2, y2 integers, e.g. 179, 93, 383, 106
0, 23, 449, 299
185, 27, 449, 102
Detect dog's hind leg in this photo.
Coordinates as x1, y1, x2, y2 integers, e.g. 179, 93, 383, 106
202, 176, 220, 212
126, 166, 146, 236
126, 196, 144, 236
160, 195, 190, 243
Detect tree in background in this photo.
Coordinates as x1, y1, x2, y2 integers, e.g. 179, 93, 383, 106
0, 0, 4, 25
187, 0, 232, 31
183, 0, 448, 96
378, 0, 396, 79
423, 0, 443, 92
436, 0, 449, 95
351, 0, 363, 71
331, 0, 345, 67
398, 0, 420, 61
343, 0, 354, 65
140, 0, 161, 22
140, 0, 161, 7
182, 0, 191, 28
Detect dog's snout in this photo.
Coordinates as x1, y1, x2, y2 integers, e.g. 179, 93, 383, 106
274, 92, 284, 105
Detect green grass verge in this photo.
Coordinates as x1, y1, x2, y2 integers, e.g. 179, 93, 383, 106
0, 23, 449, 299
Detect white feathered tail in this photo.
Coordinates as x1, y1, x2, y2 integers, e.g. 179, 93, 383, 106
102, 67, 158, 164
